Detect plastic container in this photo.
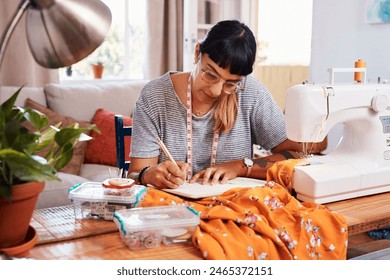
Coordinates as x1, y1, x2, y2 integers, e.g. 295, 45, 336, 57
113, 205, 200, 250
68, 182, 146, 220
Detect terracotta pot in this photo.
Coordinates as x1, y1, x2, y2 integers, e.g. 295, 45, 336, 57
0, 182, 44, 250
92, 64, 104, 79
1, 226, 38, 257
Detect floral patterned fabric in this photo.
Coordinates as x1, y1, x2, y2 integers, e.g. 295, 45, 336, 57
140, 159, 348, 260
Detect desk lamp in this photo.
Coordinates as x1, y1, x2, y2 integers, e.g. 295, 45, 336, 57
0, 0, 112, 71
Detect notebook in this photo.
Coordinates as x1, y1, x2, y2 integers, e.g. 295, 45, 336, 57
163, 177, 267, 199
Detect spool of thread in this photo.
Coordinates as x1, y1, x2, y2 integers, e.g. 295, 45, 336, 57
354, 59, 366, 83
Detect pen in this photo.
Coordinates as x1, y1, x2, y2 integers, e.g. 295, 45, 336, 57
157, 137, 178, 167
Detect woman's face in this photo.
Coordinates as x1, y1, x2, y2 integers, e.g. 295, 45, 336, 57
192, 54, 243, 100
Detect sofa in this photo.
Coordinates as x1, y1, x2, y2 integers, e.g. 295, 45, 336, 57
0, 80, 148, 209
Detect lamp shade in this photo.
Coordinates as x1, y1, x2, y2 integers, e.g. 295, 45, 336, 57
25, 0, 112, 68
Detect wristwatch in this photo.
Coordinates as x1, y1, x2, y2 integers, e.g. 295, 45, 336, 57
243, 157, 254, 177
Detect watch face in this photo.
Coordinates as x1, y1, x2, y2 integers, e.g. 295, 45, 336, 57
244, 158, 253, 167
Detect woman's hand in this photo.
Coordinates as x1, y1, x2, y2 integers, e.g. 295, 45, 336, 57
143, 161, 189, 189
189, 160, 244, 185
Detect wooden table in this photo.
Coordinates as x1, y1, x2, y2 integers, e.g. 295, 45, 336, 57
325, 191, 390, 236
27, 205, 203, 260
26, 192, 390, 260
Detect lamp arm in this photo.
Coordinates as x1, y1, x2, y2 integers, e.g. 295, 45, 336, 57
0, 0, 31, 72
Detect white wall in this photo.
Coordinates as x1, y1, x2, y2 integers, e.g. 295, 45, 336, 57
310, 0, 390, 83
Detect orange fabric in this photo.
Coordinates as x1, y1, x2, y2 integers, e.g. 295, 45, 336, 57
84, 108, 132, 166
141, 159, 348, 260
266, 158, 305, 193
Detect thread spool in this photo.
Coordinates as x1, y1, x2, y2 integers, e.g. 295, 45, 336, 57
354, 59, 366, 83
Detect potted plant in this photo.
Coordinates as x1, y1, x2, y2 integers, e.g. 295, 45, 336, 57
0, 87, 96, 255
91, 61, 104, 79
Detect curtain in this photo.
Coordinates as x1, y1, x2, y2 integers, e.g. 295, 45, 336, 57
0, 0, 59, 87
144, 0, 183, 79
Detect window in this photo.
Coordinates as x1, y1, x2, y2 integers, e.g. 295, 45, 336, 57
257, 0, 312, 65
59, 0, 146, 81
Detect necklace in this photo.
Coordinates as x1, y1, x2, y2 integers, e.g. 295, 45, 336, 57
191, 92, 215, 117
191, 98, 204, 116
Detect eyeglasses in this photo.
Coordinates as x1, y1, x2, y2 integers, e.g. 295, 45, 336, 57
200, 67, 246, 94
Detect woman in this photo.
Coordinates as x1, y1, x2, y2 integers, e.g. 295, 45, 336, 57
129, 20, 322, 189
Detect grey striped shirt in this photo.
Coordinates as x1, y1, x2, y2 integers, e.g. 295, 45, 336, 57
131, 72, 287, 174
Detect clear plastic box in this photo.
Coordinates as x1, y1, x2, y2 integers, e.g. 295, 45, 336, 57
68, 182, 146, 220
113, 205, 200, 250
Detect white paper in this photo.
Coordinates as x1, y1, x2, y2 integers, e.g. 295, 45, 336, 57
163, 177, 267, 199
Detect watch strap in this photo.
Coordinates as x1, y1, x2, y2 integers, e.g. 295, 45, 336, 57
245, 164, 253, 177
244, 158, 253, 177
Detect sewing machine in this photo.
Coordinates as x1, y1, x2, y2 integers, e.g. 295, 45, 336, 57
285, 68, 390, 203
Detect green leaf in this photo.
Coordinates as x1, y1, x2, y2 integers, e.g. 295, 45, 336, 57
0, 149, 59, 186
33, 124, 58, 152
55, 127, 85, 146
53, 144, 74, 171
23, 107, 49, 131
0, 87, 23, 118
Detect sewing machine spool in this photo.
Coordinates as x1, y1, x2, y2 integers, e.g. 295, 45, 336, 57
354, 59, 366, 83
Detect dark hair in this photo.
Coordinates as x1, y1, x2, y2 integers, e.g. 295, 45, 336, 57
199, 20, 256, 76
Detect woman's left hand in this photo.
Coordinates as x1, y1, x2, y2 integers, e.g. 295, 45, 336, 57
189, 160, 244, 185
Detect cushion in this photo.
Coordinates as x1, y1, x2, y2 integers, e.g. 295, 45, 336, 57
35, 172, 89, 209
84, 108, 132, 167
0, 86, 47, 107
24, 98, 91, 175
44, 80, 147, 122
79, 163, 112, 182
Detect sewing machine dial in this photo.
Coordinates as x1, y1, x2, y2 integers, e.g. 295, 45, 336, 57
372, 95, 389, 112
